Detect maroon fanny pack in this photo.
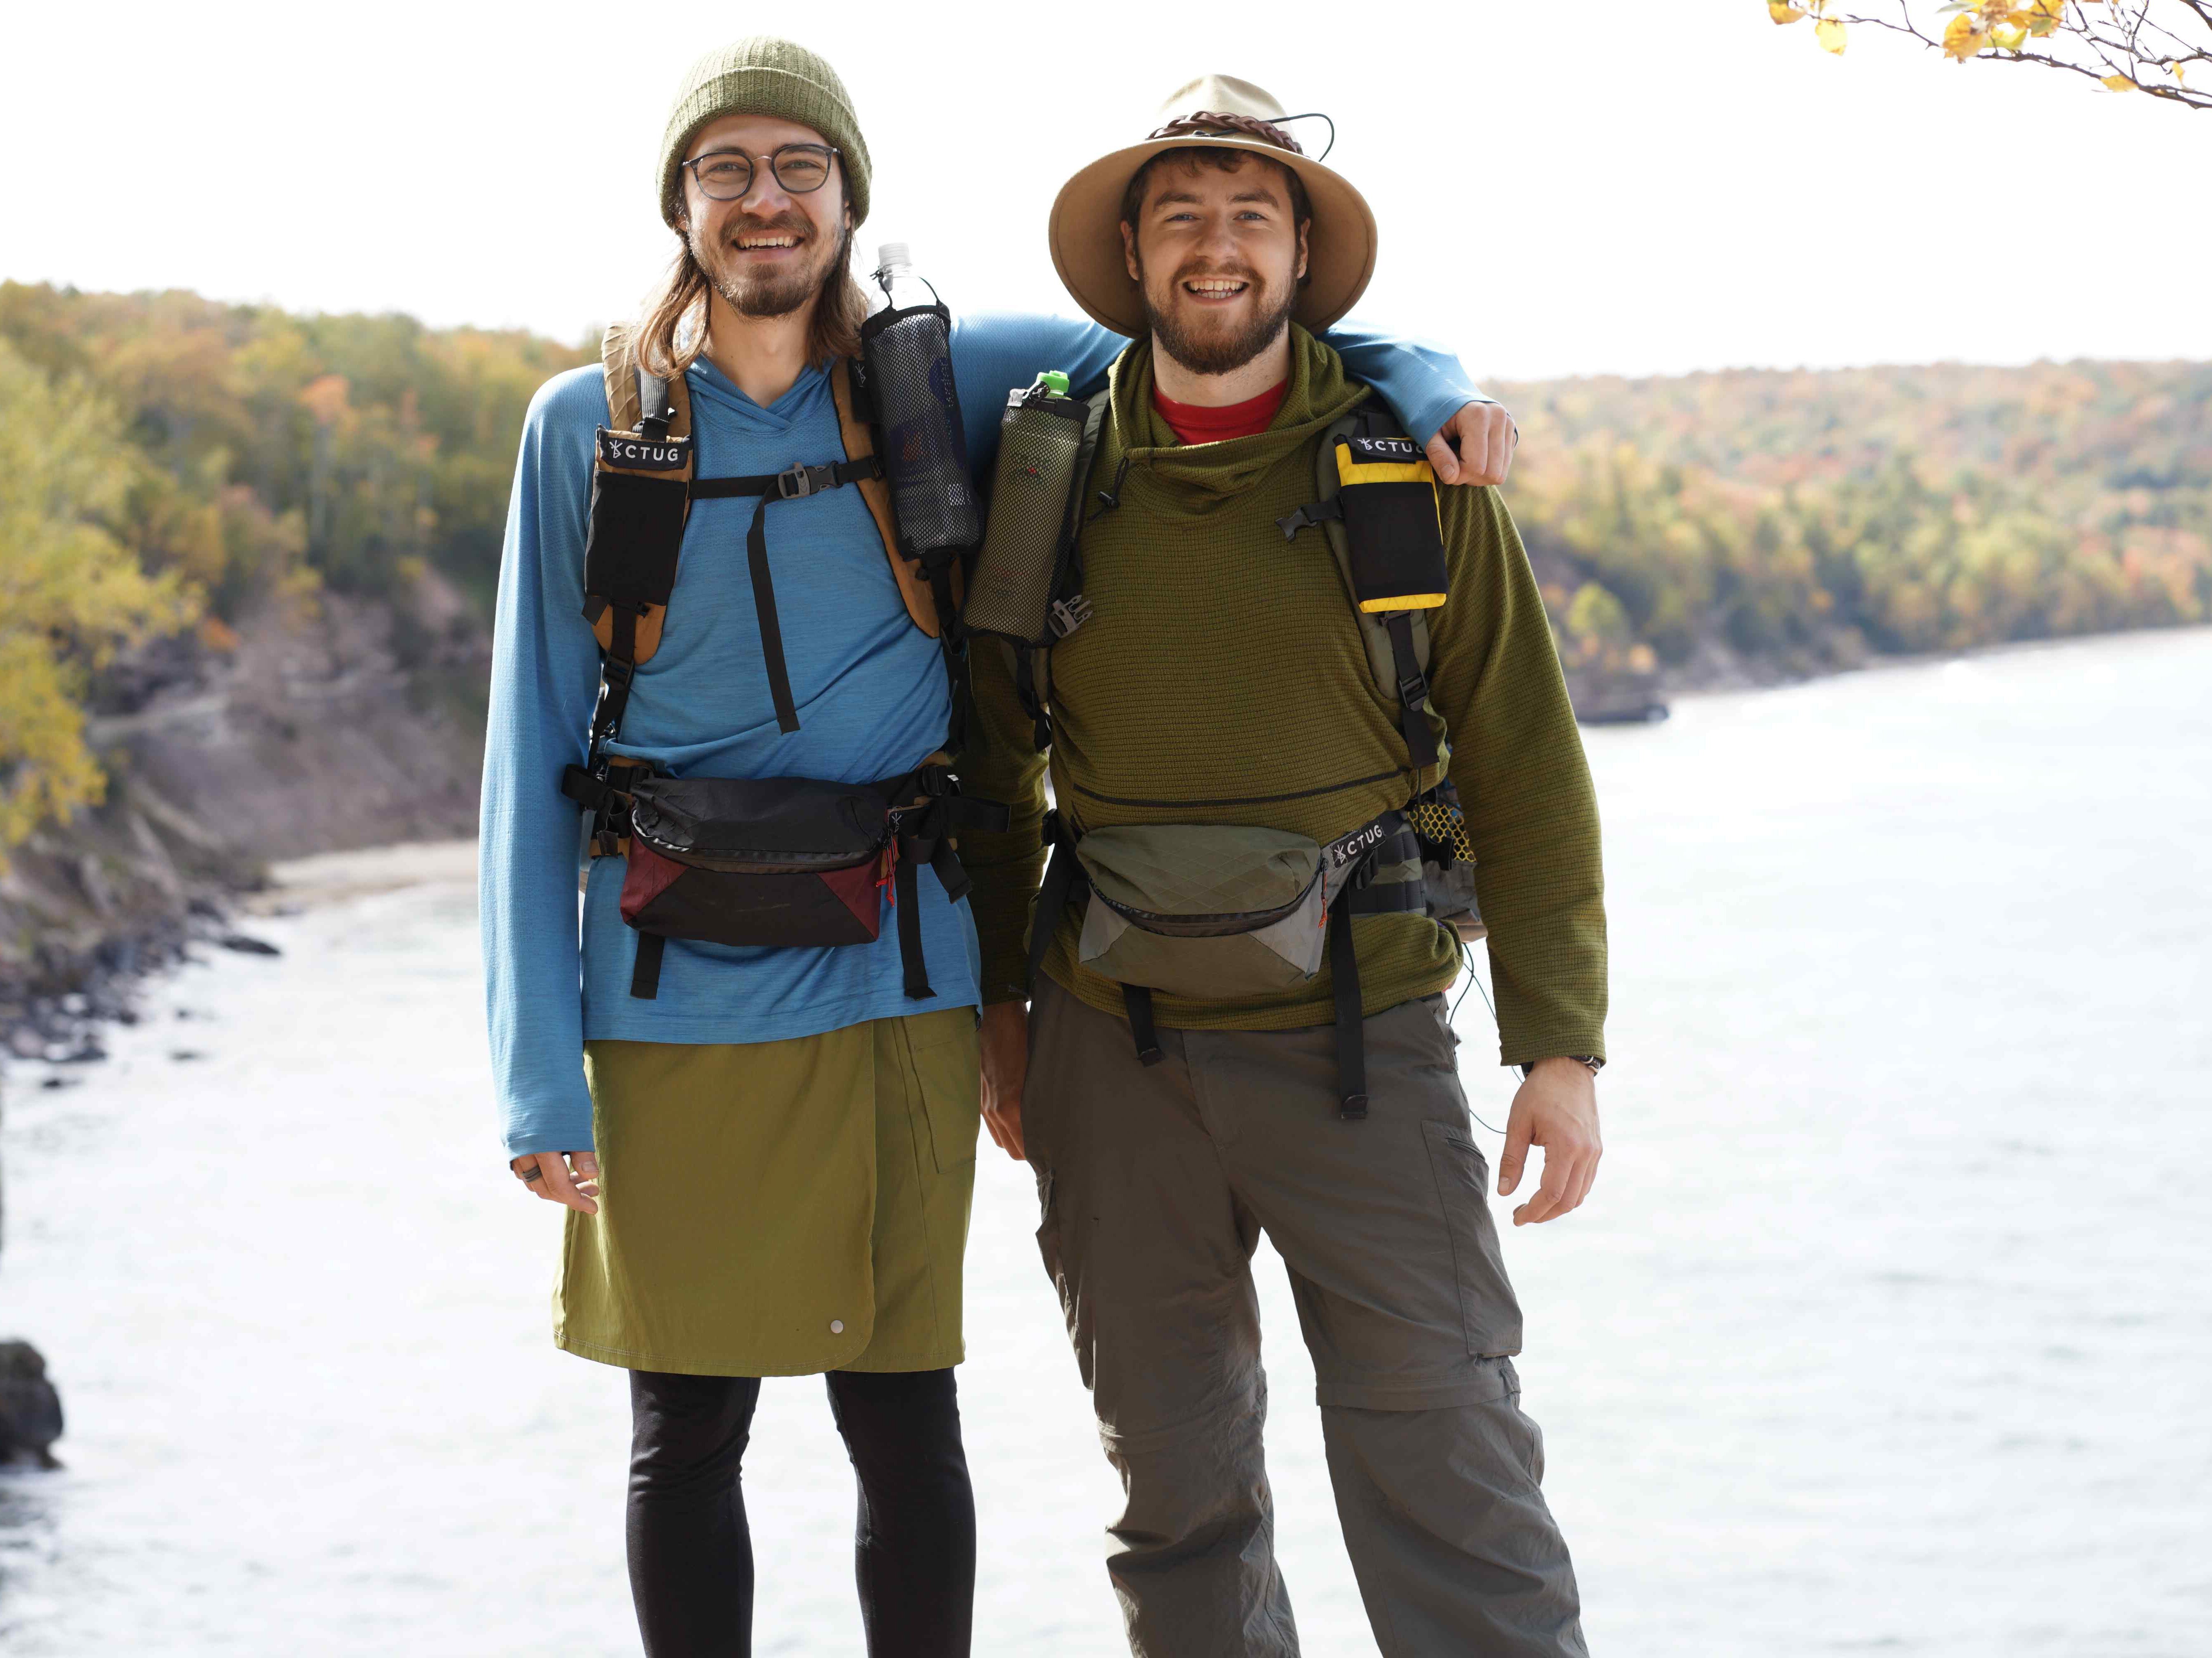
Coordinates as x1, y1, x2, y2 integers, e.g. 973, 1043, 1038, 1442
584, 764, 1006, 1000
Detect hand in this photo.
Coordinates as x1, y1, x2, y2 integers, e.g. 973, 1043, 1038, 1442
1496, 1059, 1601, 1226
510, 1151, 601, 1215
979, 1000, 1030, 1161
1426, 400, 1518, 487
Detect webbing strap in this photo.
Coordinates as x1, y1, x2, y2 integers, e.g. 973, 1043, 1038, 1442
687, 457, 886, 737
632, 932, 666, 1001
745, 495, 801, 734
923, 556, 968, 753
1329, 899, 1367, 1120
1382, 611, 1440, 769
1027, 814, 1085, 988
1122, 984, 1165, 1067
893, 851, 932, 999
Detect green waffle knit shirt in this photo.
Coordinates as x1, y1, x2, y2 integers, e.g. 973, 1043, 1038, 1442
958, 328, 1608, 1066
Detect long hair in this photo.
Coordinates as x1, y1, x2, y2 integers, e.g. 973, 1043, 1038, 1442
633, 192, 868, 378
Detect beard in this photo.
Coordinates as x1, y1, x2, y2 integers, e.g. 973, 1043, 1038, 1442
692, 211, 845, 320
1139, 256, 1298, 377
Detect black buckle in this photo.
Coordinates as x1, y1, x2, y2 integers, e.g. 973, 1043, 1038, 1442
603, 656, 637, 688
1397, 671, 1429, 708
777, 462, 832, 500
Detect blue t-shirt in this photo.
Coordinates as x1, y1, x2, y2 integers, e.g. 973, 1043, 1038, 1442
482, 312, 1483, 1156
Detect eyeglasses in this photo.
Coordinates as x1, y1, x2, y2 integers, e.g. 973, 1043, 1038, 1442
680, 144, 840, 201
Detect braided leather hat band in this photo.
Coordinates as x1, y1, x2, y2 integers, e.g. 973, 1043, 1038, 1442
1147, 111, 1305, 154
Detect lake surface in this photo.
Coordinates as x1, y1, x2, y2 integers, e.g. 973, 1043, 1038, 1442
2, 626, 2207, 1657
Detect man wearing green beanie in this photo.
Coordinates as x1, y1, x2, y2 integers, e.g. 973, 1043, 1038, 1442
482, 35, 1516, 1657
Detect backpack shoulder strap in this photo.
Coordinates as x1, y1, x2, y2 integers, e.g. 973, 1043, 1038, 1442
1293, 400, 1448, 774
583, 326, 696, 670
831, 356, 942, 638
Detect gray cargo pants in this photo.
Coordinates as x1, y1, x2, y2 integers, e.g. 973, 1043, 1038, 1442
1025, 977, 1588, 1658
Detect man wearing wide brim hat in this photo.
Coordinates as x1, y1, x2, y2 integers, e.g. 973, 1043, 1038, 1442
963, 75, 1603, 1658
1048, 74, 1514, 482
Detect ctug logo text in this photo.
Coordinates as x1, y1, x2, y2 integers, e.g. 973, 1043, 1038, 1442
596, 429, 691, 472
1329, 822, 1388, 868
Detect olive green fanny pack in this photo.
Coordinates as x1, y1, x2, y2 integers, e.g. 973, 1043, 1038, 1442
1075, 823, 1368, 999
1029, 809, 1427, 1118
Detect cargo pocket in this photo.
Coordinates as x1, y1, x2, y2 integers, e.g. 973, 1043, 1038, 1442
905, 1013, 981, 1174
1421, 1120, 1524, 1357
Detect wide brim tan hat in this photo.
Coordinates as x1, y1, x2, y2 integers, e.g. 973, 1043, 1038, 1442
1049, 74, 1378, 338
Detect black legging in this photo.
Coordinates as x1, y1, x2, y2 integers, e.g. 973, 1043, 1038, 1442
626, 1367, 976, 1658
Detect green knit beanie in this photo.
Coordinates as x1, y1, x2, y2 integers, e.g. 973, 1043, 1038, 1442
658, 37, 871, 229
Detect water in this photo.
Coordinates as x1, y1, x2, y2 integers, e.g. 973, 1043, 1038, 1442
2, 628, 2206, 1657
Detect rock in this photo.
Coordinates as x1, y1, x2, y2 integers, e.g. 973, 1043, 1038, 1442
6, 1028, 39, 1060
0, 1340, 65, 1470
169, 1050, 204, 1062
216, 933, 281, 957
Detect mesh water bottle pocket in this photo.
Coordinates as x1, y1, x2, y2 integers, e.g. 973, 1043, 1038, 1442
968, 385, 1089, 645
860, 305, 978, 556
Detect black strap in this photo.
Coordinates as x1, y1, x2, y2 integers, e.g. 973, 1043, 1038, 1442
893, 850, 932, 999
1344, 873, 1426, 916
631, 932, 666, 1000
744, 495, 801, 734
686, 456, 882, 501
688, 457, 886, 738
1122, 984, 1164, 1067
1329, 898, 1366, 1120
881, 768, 1011, 1001
1382, 611, 1440, 769
920, 553, 969, 754
1027, 813, 1085, 987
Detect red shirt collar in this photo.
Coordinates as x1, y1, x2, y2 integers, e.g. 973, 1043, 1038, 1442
1152, 380, 1289, 446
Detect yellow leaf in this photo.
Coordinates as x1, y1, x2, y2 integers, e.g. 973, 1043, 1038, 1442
2025, 0, 2063, 35
1816, 16, 1848, 52
2101, 72, 2136, 90
1768, 0, 1807, 21
1943, 12, 1992, 58
1990, 19, 2028, 47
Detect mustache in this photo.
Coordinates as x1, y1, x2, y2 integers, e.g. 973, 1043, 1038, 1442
723, 213, 814, 245
1169, 257, 1261, 286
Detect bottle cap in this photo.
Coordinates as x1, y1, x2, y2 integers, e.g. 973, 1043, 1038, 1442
1038, 370, 1070, 396
876, 241, 911, 275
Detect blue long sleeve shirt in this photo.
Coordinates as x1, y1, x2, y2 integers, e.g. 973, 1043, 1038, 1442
482, 311, 1486, 1156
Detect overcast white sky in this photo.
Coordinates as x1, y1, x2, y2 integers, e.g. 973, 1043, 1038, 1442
3, 0, 2204, 381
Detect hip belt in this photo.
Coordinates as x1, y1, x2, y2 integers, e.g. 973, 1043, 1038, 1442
564, 760, 1007, 1001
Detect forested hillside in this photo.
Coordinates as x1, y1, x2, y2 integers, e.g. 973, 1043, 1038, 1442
1499, 360, 2212, 700
3, 279, 2208, 881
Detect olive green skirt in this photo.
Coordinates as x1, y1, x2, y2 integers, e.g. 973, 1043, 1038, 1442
555, 1008, 980, 1377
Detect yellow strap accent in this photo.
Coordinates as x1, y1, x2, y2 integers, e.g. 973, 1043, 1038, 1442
1335, 439, 1446, 613
1359, 593, 1446, 613
1335, 455, 1433, 487
831, 358, 944, 639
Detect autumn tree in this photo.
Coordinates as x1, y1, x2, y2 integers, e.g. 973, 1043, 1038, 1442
1770, 0, 2211, 106
0, 342, 197, 861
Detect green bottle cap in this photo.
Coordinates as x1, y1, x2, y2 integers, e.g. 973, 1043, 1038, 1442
1038, 370, 1070, 396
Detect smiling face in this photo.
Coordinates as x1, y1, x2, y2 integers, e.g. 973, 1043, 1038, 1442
676, 112, 852, 322
1121, 149, 1310, 378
